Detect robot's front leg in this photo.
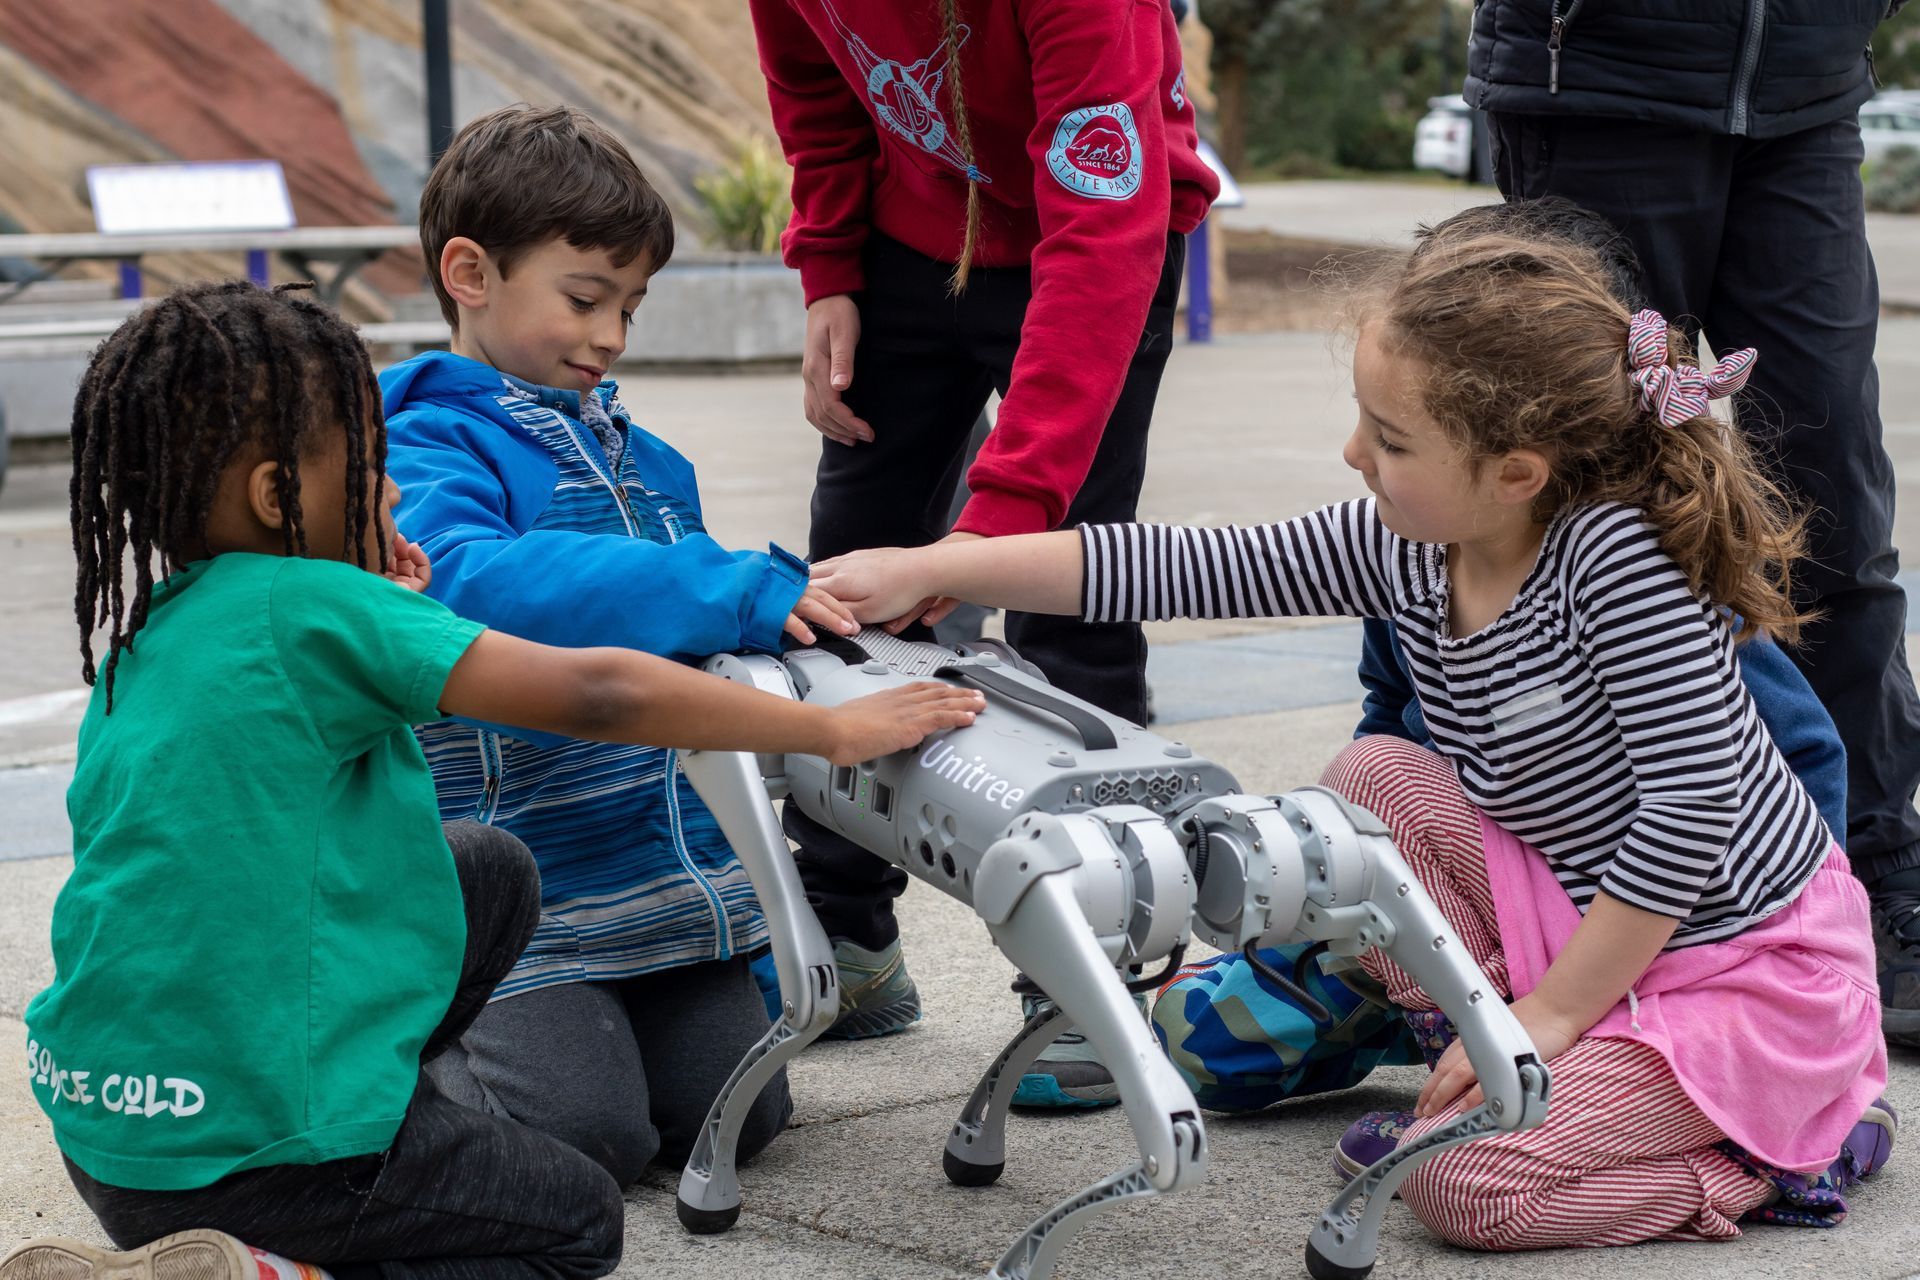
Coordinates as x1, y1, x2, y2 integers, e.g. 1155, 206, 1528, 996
969, 815, 1206, 1280
1282, 788, 1550, 1280
674, 748, 841, 1235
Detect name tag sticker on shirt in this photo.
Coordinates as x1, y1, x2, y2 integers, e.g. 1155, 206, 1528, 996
1492, 683, 1564, 732
1048, 103, 1143, 201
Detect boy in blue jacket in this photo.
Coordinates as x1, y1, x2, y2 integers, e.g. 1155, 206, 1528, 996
381, 105, 856, 1185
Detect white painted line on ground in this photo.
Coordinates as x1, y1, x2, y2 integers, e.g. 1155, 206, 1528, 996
0, 688, 89, 728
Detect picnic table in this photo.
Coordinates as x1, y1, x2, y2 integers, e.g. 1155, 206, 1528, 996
0, 225, 419, 307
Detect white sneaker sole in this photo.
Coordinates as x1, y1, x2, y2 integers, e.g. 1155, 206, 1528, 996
1, 1230, 266, 1280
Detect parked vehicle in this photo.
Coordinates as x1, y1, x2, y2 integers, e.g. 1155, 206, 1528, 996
1413, 95, 1492, 184
1864, 94, 1920, 163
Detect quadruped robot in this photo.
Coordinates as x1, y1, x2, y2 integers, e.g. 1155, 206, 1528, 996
675, 631, 1551, 1280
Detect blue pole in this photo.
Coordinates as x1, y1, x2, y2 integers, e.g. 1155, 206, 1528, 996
247, 249, 270, 287
1186, 217, 1212, 344
117, 260, 141, 300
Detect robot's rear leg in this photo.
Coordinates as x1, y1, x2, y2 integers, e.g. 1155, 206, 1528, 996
944, 998, 1070, 1186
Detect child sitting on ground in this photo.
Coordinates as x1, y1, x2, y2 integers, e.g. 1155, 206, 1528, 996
377, 103, 851, 1184
6, 281, 979, 1280
1151, 197, 1852, 1126
808, 227, 1895, 1248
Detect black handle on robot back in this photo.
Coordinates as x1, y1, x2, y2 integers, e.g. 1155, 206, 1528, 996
933, 664, 1120, 752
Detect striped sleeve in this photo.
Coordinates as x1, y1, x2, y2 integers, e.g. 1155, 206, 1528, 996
1567, 510, 1740, 918
1078, 500, 1409, 623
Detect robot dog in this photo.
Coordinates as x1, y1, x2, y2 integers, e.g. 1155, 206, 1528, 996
674, 631, 1550, 1280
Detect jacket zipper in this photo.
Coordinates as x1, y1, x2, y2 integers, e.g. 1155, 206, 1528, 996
557, 417, 640, 537
1546, 0, 1585, 95
1729, 0, 1766, 135
478, 729, 503, 823
570, 405, 731, 954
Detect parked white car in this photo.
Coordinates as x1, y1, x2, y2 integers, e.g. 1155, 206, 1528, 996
1413, 95, 1491, 183
1862, 94, 1920, 163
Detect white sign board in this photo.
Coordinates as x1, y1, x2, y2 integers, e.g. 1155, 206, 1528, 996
86, 161, 296, 236
1195, 139, 1243, 210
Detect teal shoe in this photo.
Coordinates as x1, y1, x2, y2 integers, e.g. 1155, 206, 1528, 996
1010, 989, 1150, 1109
822, 938, 923, 1040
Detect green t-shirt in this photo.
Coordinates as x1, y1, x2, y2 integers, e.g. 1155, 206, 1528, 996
24, 554, 485, 1191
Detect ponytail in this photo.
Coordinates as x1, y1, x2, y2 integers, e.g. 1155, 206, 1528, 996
1628, 323, 1812, 645
940, 0, 982, 294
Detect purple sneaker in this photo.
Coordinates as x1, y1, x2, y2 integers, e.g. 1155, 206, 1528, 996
1334, 1110, 1416, 1183
1728, 1095, 1898, 1229
1831, 1096, 1898, 1191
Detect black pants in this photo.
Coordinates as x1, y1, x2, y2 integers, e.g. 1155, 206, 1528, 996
65, 823, 623, 1280
792, 230, 1186, 948
1491, 111, 1920, 885
424, 956, 791, 1188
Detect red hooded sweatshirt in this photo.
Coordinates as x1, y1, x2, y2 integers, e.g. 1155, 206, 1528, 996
749, 0, 1219, 538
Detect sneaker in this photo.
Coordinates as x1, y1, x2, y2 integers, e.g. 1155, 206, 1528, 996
1333, 1110, 1416, 1183
0, 1231, 330, 1280
1727, 1096, 1898, 1228
1869, 869, 1920, 1049
821, 937, 922, 1040
1830, 1096, 1899, 1192
1009, 988, 1149, 1109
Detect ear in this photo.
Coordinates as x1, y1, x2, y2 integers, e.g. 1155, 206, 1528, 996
244, 459, 288, 530
1489, 449, 1552, 508
439, 236, 491, 313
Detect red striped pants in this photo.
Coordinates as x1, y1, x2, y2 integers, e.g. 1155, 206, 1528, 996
1321, 736, 1774, 1251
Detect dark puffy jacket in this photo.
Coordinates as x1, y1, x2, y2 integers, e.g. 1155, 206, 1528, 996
1465, 0, 1900, 138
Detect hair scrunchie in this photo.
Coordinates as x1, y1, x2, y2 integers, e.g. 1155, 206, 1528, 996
1627, 309, 1756, 427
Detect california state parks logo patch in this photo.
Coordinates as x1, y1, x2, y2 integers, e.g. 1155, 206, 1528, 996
1047, 103, 1143, 201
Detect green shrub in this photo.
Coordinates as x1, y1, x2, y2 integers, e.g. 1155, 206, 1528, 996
1866, 146, 1920, 215
696, 136, 793, 255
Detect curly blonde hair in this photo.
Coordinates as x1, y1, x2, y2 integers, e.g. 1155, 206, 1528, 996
1363, 231, 1812, 645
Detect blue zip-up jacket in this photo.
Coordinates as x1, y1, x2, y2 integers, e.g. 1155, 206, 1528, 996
1355, 617, 1848, 842
380, 351, 809, 997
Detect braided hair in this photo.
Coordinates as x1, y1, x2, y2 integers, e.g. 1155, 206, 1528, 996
939, 0, 983, 294
70, 280, 386, 710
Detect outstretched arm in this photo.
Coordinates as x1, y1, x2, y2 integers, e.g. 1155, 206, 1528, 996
814, 503, 1414, 630
810, 531, 1086, 626
440, 629, 982, 767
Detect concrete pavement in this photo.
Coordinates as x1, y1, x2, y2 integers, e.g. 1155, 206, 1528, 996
2, 328, 1918, 1278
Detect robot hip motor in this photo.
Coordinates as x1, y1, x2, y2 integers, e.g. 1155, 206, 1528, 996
675, 631, 1550, 1280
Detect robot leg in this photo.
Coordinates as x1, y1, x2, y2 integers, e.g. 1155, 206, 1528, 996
674, 748, 841, 1234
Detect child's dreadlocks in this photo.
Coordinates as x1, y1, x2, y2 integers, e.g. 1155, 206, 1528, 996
71, 279, 387, 710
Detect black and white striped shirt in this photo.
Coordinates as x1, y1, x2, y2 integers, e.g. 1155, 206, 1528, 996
1081, 500, 1831, 946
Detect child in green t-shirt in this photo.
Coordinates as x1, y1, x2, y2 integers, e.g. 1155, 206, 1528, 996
7, 282, 981, 1280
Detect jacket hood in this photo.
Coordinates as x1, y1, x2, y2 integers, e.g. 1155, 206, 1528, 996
378, 350, 509, 420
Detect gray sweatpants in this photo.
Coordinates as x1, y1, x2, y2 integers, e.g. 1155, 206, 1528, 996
427, 956, 792, 1187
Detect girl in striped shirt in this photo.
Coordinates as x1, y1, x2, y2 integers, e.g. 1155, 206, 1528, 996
810, 229, 1893, 1250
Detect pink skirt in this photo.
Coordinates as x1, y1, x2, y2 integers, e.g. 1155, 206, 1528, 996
1480, 818, 1887, 1172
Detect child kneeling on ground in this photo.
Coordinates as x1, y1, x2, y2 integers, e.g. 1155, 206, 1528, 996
807, 222, 1893, 1248
6, 283, 979, 1280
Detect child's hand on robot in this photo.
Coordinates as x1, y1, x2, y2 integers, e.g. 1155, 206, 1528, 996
810, 546, 940, 630
813, 532, 982, 633
1413, 992, 1584, 1119
785, 583, 862, 644
385, 534, 433, 593
821, 683, 986, 766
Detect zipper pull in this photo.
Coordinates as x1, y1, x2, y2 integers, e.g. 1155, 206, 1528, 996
1548, 16, 1565, 94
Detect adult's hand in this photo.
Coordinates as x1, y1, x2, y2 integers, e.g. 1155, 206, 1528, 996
803, 295, 874, 446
